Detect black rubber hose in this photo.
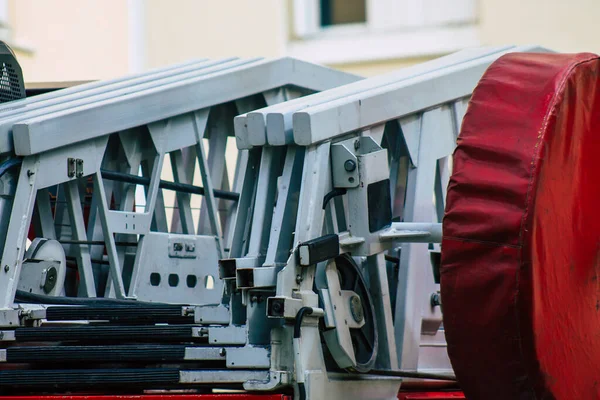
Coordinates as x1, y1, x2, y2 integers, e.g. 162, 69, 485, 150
0, 157, 22, 177
293, 307, 314, 339
100, 169, 239, 201
298, 382, 307, 400
322, 188, 347, 210
294, 307, 314, 400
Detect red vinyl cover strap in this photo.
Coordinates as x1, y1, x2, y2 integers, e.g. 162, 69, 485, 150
441, 52, 600, 399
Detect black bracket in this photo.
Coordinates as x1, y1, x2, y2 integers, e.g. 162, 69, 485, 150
297, 234, 340, 266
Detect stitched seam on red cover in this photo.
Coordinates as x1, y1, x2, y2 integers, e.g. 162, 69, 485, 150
513, 55, 600, 400
442, 235, 521, 249
517, 56, 600, 245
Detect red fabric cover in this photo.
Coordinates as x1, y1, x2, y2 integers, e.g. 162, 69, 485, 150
441, 52, 600, 399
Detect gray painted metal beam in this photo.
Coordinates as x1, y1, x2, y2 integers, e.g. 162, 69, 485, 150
0, 57, 210, 113
12, 58, 360, 156
236, 46, 516, 149
291, 46, 549, 145
0, 58, 240, 155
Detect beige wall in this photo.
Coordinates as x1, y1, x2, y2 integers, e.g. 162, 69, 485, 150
337, 0, 600, 77
331, 56, 437, 77
10, 0, 130, 83
479, 0, 600, 54
333, 0, 600, 76
144, 0, 287, 68
7, 1, 600, 83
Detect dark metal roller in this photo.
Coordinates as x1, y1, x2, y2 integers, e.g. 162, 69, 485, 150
15, 325, 200, 343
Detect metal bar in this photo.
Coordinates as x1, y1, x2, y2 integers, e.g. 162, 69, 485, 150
66, 255, 108, 266
193, 110, 223, 255
0, 57, 210, 113
263, 146, 304, 266
379, 223, 443, 243
8, 58, 259, 156
170, 148, 196, 234
240, 46, 516, 149
247, 87, 300, 146
394, 110, 444, 370
0, 59, 238, 156
199, 106, 231, 235
100, 169, 240, 201
87, 156, 117, 292
59, 240, 137, 246
228, 148, 261, 258
276, 142, 332, 298
110, 130, 145, 286
246, 147, 285, 258
292, 46, 548, 146
34, 188, 56, 239
142, 157, 169, 233
366, 253, 399, 370
64, 180, 97, 297
91, 172, 127, 299
141, 152, 165, 226
0, 158, 37, 308
13, 57, 360, 156
179, 370, 270, 384
369, 369, 456, 381
223, 94, 268, 251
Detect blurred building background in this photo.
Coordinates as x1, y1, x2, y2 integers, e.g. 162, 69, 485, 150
7, 0, 599, 234
4, 0, 600, 84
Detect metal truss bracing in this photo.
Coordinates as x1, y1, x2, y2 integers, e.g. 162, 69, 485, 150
0, 56, 360, 308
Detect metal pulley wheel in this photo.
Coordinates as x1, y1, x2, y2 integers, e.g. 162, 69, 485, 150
19, 238, 67, 296
316, 253, 378, 373
442, 51, 600, 399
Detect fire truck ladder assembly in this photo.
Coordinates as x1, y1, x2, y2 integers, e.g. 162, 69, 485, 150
0, 43, 597, 400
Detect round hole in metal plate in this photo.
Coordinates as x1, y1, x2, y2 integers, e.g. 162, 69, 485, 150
186, 274, 197, 288
150, 273, 161, 286
168, 273, 179, 287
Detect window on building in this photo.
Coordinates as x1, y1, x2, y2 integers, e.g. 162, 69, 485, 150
294, 0, 476, 37
319, 0, 367, 27
0, 0, 10, 42
290, 0, 479, 65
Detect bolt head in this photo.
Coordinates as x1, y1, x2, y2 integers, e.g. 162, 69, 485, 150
271, 300, 283, 315
430, 292, 442, 308
344, 159, 357, 172
43, 267, 58, 294
185, 243, 195, 252
349, 294, 364, 323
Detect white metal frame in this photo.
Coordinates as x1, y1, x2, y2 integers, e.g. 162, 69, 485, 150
0, 56, 360, 309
